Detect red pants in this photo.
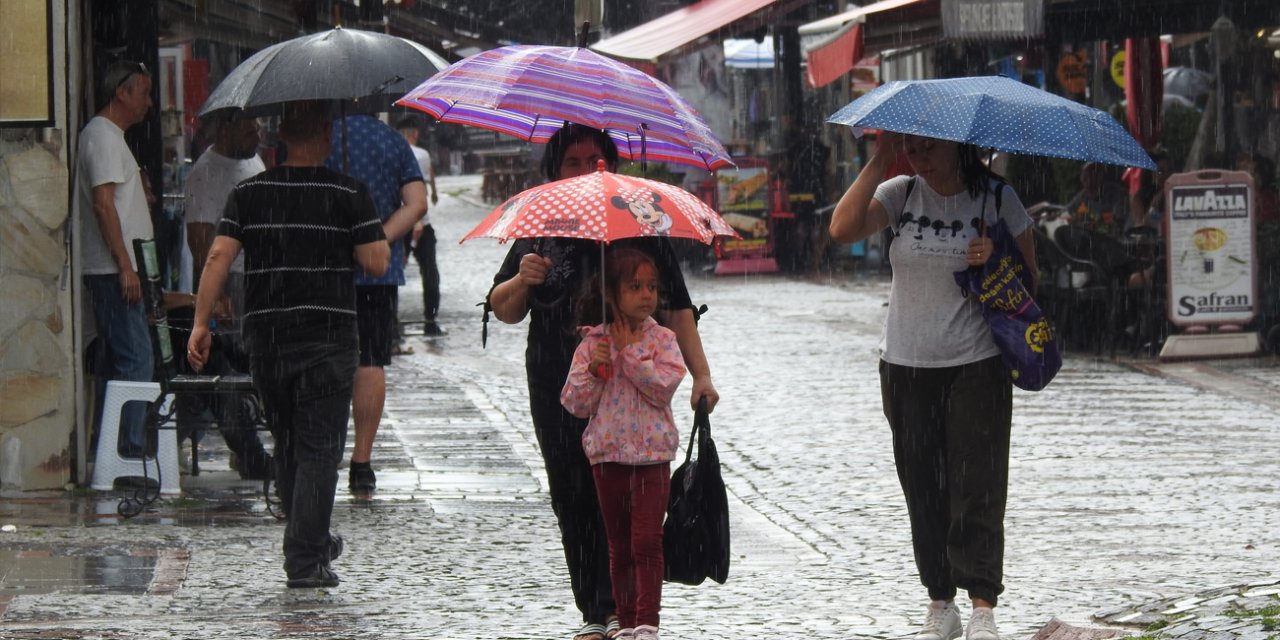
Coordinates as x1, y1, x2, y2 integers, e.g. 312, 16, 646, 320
592, 462, 671, 629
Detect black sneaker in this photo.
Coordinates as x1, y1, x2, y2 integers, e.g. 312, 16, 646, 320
327, 533, 344, 562
423, 321, 446, 337
348, 462, 376, 494
286, 564, 339, 588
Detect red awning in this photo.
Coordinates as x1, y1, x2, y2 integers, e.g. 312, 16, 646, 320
591, 0, 778, 62
806, 22, 863, 89
798, 0, 925, 36
799, 0, 930, 88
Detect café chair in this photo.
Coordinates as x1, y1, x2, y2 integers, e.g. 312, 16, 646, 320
1052, 225, 1149, 357
1033, 227, 1112, 354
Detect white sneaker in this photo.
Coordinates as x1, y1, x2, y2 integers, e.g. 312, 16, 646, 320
966, 607, 999, 640
915, 604, 962, 640
633, 625, 659, 640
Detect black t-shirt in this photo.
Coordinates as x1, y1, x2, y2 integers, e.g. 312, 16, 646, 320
491, 237, 693, 390
218, 166, 384, 354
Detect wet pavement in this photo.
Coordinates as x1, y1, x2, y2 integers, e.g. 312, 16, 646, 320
1, 174, 1277, 639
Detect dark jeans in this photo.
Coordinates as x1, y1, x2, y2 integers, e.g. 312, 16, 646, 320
529, 376, 615, 624
880, 356, 1012, 606
412, 224, 440, 322
85, 274, 155, 456
251, 341, 357, 577
593, 462, 670, 630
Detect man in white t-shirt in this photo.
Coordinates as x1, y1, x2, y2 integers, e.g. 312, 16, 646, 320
182, 113, 271, 479
396, 116, 445, 336
78, 60, 156, 458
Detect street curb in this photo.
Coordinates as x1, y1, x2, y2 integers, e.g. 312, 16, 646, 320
1122, 359, 1280, 411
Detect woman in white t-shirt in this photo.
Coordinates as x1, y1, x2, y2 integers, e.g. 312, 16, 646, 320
829, 132, 1034, 640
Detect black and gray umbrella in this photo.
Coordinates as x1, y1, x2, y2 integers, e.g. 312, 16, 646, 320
1163, 66, 1214, 100
198, 28, 449, 118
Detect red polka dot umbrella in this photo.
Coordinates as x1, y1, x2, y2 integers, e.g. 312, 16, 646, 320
463, 161, 738, 245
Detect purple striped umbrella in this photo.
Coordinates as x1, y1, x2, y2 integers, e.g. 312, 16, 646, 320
395, 45, 733, 171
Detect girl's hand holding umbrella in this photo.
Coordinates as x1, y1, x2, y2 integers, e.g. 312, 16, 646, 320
590, 339, 612, 379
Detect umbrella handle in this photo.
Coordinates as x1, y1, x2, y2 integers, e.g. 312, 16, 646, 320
594, 363, 613, 379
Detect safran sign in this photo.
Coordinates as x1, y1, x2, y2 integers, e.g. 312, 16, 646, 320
1164, 171, 1257, 326
942, 0, 1044, 39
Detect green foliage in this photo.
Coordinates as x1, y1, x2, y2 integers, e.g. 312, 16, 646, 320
1225, 602, 1280, 622
1049, 158, 1086, 204
1161, 103, 1202, 172
617, 162, 686, 187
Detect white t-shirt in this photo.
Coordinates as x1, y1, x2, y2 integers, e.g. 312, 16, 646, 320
873, 175, 1032, 367
184, 149, 265, 273
411, 144, 432, 226
78, 116, 153, 275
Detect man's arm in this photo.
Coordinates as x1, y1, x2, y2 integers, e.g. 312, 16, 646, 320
90, 183, 142, 304
427, 161, 438, 205
188, 235, 240, 371
354, 239, 391, 278
186, 222, 216, 281
382, 181, 428, 243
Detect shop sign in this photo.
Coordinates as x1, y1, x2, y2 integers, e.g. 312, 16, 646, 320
714, 159, 779, 274
1164, 171, 1257, 326
1110, 50, 1126, 88
941, 0, 1044, 39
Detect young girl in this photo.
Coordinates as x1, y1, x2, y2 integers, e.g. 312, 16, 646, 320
560, 248, 687, 640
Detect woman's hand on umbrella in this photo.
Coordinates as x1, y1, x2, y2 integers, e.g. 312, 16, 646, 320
517, 254, 551, 287
967, 236, 994, 266
875, 131, 905, 159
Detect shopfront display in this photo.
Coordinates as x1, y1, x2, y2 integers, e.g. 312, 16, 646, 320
713, 158, 782, 274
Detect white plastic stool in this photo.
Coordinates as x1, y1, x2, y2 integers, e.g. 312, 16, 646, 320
90, 380, 181, 494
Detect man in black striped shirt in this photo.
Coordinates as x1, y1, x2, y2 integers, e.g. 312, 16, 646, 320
188, 101, 389, 588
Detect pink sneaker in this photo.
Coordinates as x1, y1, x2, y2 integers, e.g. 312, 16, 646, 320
633, 625, 659, 640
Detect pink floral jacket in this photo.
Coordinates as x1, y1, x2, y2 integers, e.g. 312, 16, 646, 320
560, 317, 686, 466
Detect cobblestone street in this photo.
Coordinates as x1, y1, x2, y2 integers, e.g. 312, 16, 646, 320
1, 175, 1277, 639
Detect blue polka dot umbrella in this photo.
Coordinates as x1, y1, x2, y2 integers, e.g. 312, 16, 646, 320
827, 76, 1157, 170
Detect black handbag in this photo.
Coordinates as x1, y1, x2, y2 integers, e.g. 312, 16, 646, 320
663, 397, 730, 585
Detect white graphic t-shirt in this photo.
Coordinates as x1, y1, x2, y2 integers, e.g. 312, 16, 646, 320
873, 175, 1032, 367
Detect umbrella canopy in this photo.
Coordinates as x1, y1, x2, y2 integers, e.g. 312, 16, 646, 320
396, 45, 733, 171
1163, 66, 1213, 99
828, 76, 1157, 170
464, 161, 738, 245
199, 28, 449, 118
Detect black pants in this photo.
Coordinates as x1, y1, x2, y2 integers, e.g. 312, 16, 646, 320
251, 341, 357, 577
529, 375, 615, 624
880, 356, 1012, 606
412, 224, 441, 322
